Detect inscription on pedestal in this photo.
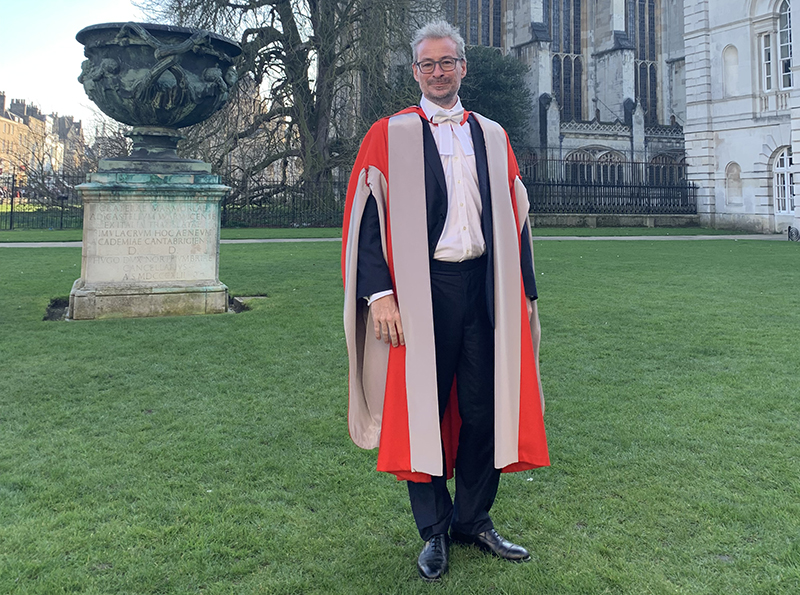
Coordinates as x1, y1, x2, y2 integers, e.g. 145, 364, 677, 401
83, 201, 219, 284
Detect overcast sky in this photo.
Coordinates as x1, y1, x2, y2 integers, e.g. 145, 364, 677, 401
0, 0, 143, 133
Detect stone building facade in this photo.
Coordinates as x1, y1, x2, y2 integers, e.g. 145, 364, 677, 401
0, 93, 85, 179
683, 0, 799, 232
446, 0, 800, 232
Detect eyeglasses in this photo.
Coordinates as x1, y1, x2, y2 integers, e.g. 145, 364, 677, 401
414, 57, 463, 74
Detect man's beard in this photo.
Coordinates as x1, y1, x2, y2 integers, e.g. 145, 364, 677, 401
425, 79, 459, 107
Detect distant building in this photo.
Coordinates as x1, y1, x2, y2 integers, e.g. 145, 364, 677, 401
0, 93, 86, 179
682, 0, 799, 232
443, 0, 800, 232
0, 92, 27, 177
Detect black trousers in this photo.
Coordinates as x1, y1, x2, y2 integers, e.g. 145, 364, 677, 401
407, 256, 501, 541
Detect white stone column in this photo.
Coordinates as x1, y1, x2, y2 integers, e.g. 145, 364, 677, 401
683, 0, 716, 227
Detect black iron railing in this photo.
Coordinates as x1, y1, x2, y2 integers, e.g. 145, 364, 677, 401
520, 155, 697, 215
1, 157, 698, 230
525, 179, 697, 214
0, 173, 86, 230
220, 180, 348, 228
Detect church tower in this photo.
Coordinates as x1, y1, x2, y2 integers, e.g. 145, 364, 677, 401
500, 0, 685, 165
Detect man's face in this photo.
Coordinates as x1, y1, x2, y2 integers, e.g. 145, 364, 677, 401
412, 37, 466, 109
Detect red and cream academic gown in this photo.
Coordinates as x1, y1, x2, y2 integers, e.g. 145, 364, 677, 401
342, 107, 549, 482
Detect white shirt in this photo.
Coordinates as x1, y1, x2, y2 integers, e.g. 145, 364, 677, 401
419, 96, 486, 263
367, 97, 486, 305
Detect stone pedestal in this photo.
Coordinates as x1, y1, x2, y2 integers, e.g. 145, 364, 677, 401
68, 159, 229, 320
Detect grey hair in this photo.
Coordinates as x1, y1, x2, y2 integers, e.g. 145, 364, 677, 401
411, 20, 466, 61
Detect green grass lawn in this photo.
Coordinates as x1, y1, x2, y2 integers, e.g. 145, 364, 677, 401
1, 239, 799, 594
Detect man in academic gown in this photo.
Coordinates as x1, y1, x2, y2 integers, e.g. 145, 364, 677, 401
341, 20, 549, 581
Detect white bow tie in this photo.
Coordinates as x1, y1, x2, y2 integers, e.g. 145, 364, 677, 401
432, 110, 465, 126
430, 109, 474, 156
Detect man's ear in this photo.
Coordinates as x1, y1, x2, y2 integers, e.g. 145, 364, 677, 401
412, 63, 420, 82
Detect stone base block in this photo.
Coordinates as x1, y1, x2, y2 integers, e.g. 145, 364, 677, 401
69, 279, 228, 320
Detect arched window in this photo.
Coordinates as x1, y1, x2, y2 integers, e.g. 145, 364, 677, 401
725, 162, 743, 204
723, 46, 739, 97
648, 154, 686, 186
550, 0, 584, 121
597, 151, 625, 185
773, 148, 795, 213
518, 152, 539, 181
628, 0, 659, 125
565, 150, 593, 183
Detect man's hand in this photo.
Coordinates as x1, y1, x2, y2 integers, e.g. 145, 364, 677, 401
526, 296, 533, 321
371, 294, 405, 347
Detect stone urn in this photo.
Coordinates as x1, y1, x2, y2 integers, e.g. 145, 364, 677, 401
69, 23, 242, 321
77, 22, 241, 161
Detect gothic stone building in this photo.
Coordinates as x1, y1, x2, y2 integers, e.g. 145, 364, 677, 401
447, 0, 800, 232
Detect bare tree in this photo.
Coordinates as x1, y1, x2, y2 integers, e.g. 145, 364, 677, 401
136, 0, 440, 191
85, 110, 133, 171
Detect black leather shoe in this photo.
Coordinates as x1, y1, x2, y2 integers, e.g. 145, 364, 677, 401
417, 533, 449, 581
450, 528, 531, 562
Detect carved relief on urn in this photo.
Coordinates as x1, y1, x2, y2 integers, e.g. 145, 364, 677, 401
77, 22, 242, 160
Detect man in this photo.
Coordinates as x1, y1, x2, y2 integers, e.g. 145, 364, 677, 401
342, 21, 549, 581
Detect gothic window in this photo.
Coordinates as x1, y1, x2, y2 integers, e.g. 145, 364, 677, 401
518, 152, 539, 181
456, 1, 467, 42
565, 150, 593, 183
779, 0, 793, 89
549, 0, 584, 121
773, 148, 795, 214
470, 0, 479, 44
446, 0, 502, 48
648, 154, 686, 186
481, 0, 490, 46
597, 152, 625, 185
492, 0, 501, 47
628, 0, 659, 125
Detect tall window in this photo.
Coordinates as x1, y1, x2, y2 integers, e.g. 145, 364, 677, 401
597, 152, 625, 185
628, 0, 659, 125
648, 154, 686, 186
773, 148, 795, 214
763, 34, 773, 91
549, 0, 584, 121
564, 150, 593, 183
446, 0, 502, 48
779, 0, 793, 89
470, 0, 479, 44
